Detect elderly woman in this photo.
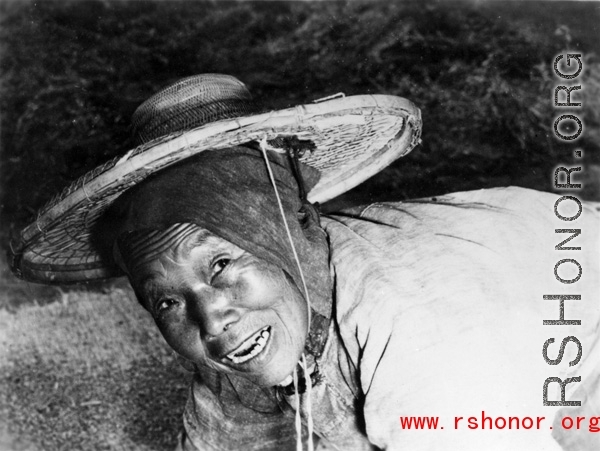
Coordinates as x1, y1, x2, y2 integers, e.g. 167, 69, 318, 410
11, 75, 600, 451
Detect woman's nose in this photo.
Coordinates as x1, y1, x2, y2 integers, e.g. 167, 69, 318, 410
188, 289, 241, 339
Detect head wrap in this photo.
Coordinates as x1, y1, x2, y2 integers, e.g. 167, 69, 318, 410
93, 146, 332, 318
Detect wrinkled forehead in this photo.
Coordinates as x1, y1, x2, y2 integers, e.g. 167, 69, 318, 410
115, 223, 210, 275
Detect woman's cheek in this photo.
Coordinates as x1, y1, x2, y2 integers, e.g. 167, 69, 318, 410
157, 316, 200, 359
230, 269, 277, 308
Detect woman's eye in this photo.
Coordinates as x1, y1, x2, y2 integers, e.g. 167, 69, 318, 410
156, 298, 178, 314
213, 258, 230, 275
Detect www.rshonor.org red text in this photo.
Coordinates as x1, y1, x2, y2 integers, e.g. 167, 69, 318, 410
399, 411, 600, 432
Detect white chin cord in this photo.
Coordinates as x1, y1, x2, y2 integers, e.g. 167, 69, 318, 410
259, 138, 315, 451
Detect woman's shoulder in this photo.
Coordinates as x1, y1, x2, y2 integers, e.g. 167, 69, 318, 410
325, 186, 593, 224
322, 186, 598, 256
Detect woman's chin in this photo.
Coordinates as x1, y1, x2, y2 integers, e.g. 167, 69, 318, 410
245, 361, 297, 387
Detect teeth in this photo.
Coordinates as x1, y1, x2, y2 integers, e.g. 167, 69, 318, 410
227, 327, 271, 364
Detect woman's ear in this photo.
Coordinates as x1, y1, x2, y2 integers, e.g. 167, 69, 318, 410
295, 200, 332, 319
298, 201, 328, 248
298, 201, 321, 229
297, 202, 321, 230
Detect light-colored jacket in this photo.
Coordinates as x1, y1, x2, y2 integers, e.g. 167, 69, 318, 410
179, 187, 600, 451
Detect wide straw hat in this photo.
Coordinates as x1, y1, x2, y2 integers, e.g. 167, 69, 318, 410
10, 74, 422, 284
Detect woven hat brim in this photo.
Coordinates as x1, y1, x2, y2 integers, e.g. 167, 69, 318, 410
11, 94, 421, 283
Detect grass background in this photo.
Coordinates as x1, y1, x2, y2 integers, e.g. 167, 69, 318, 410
0, 1, 599, 450
0, 288, 189, 451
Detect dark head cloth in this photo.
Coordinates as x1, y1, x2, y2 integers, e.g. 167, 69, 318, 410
93, 146, 332, 318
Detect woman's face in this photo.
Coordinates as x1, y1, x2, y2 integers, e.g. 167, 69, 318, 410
127, 228, 308, 387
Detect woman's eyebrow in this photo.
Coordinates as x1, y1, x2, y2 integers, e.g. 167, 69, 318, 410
183, 228, 214, 254
138, 264, 172, 297
189, 228, 212, 245
140, 277, 160, 297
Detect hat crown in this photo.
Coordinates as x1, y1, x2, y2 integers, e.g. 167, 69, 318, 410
131, 74, 257, 146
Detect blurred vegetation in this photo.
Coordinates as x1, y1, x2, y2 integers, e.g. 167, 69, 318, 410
1, 0, 599, 268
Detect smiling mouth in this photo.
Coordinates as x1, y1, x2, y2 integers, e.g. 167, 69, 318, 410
226, 326, 271, 364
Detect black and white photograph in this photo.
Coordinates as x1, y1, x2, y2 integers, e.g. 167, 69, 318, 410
1, 1, 599, 450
